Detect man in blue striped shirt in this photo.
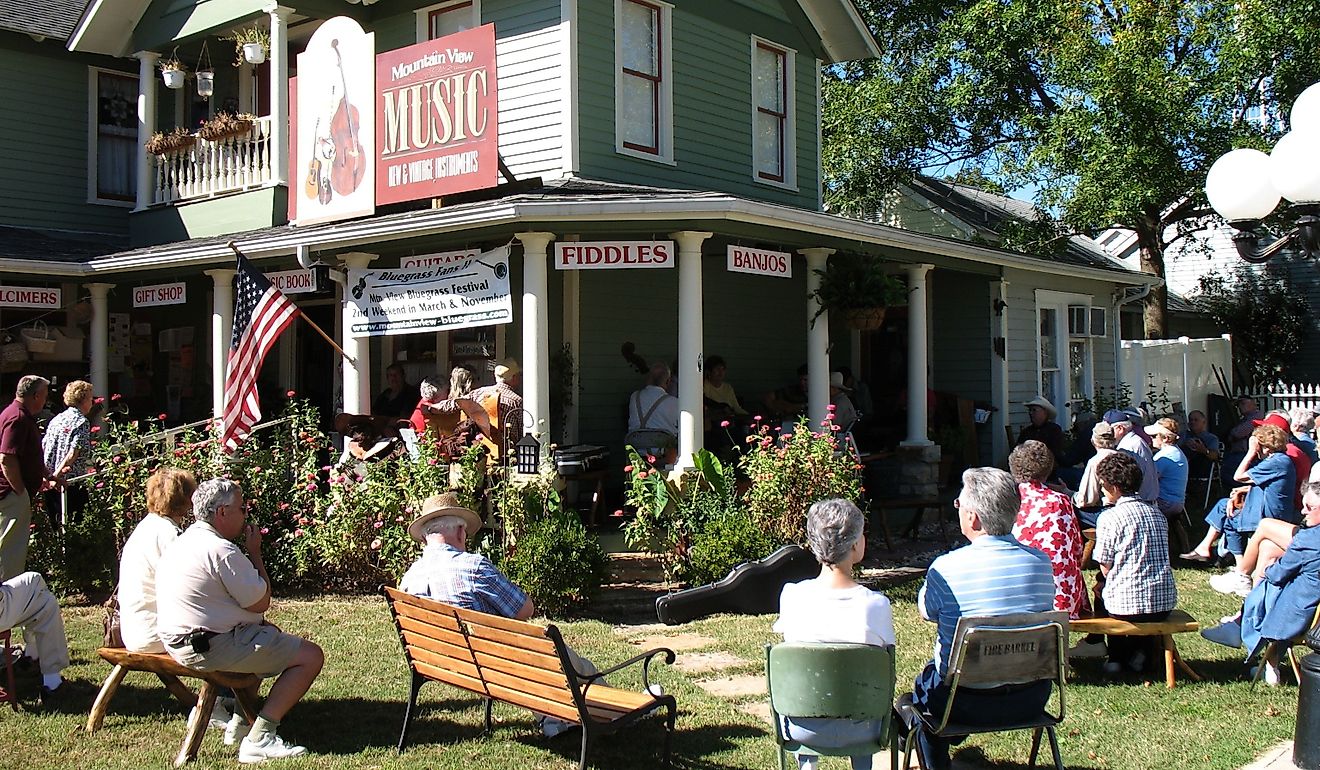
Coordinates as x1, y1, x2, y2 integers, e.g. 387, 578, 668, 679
904, 467, 1056, 770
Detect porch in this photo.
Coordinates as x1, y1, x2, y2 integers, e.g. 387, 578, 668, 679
149, 116, 276, 205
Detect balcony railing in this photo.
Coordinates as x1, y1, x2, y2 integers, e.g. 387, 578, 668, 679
150, 116, 274, 206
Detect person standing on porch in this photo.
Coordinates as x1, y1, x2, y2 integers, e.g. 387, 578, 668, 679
372, 363, 420, 419
471, 359, 523, 456
0, 375, 53, 581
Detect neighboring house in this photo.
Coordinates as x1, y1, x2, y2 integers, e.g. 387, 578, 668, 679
0, 0, 1161, 481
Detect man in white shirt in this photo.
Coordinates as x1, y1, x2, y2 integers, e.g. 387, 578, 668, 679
1103, 409, 1160, 503
627, 363, 680, 452
156, 478, 324, 764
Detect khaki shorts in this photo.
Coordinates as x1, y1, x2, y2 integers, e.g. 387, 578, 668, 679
170, 622, 304, 679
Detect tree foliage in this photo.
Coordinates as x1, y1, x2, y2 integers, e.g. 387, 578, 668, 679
825, 0, 1320, 336
1192, 267, 1312, 386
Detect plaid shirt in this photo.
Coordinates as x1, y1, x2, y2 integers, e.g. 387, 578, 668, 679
399, 543, 528, 618
1094, 496, 1177, 615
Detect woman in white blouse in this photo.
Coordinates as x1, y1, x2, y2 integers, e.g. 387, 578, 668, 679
774, 499, 895, 770
118, 467, 197, 652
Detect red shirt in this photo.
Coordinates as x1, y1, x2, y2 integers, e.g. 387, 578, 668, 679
0, 399, 45, 498
1286, 441, 1313, 511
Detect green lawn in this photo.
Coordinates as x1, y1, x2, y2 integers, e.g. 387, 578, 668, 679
0, 568, 1299, 770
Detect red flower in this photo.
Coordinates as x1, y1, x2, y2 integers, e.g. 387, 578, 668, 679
90, 426, 101, 434
111, 393, 122, 401
158, 413, 168, 421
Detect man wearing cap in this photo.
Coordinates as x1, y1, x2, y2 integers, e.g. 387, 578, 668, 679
829, 372, 858, 429
471, 359, 524, 457
1102, 408, 1160, 507
1016, 396, 1064, 464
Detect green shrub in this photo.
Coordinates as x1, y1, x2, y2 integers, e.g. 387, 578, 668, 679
501, 510, 607, 618
686, 509, 777, 586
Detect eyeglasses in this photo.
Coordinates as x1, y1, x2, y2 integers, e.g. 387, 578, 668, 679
953, 498, 962, 509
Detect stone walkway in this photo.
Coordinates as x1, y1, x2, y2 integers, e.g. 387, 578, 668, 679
1241, 742, 1299, 770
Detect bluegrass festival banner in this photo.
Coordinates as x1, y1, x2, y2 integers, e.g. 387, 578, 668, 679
344, 246, 512, 337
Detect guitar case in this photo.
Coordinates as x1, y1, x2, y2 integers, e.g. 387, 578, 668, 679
655, 545, 818, 625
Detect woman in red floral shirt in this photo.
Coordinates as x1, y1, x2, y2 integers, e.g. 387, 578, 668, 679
1009, 440, 1090, 618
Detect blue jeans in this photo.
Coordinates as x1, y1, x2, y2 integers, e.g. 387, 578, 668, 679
1078, 506, 1111, 529
783, 717, 881, 770
909, 662, 1052, 770
1206, 498, 1252, 554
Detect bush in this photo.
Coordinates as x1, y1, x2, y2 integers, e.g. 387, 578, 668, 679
501, 510, 607, 617
686, 509, 777, 586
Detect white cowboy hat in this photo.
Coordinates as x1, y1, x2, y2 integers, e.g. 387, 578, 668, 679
407, 491, 483, 543
1023, 396, 1057, 420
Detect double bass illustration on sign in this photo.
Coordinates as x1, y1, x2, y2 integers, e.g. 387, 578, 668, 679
303, 39, 366, 205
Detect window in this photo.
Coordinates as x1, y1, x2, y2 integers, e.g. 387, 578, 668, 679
88, 69, 137, 205
416, 0, 479, 42
615, 0, 673, 162
1036, 291, 1095, 424
751, 39, 794, 187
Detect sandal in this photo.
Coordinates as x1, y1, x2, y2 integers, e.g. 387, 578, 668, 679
1178, 551, 1212, 563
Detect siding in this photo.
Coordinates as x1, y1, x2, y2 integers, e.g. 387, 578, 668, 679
0, 34, 132, 236
373, 0, 566, 182
931, 270, 993, 463
575, 0, 819, 209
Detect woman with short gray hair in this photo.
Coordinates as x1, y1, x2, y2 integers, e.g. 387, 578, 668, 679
772, 498, 894, 770
1291, 407, 1319, 463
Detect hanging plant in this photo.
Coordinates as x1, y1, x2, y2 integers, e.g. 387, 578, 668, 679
809, 254, 907, 329
197, 112, 256, 142
224, 25, 271, 66
145, 127, 197, 156
159, 55, 186, 89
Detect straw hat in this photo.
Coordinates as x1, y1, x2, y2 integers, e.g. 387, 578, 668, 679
407, 491, 483, 543
1023, 396, 1057, 420
494, 358, 520, 379
333, 412, 376, 435
829, 372, 851, 391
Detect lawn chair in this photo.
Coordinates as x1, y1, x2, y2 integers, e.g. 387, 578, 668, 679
1253, 605, 1320, 687
766, 642, 898, 770
895, 612, 1068, 770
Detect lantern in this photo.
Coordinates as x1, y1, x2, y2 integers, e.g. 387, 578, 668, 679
515, 434, 540, 474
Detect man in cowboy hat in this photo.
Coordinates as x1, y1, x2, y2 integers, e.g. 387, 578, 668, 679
1015, 396, 1064, 464
470, 359, 524, 458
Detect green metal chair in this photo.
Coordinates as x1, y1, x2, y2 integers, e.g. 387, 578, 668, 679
895, 611, 1069, 770
766, 642, 898, 770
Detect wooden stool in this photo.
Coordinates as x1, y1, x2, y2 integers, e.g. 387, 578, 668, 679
0, 629, 17, 711
1081, 528, 1097, 569
1069, 609, 1202, 688
87, 648, 261, 766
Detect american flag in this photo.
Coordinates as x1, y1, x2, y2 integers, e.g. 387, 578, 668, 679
220, 250, 300, 452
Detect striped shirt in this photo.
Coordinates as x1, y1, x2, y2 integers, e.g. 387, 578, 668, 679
919, 535, 1055, 674
399, 543, 529, 618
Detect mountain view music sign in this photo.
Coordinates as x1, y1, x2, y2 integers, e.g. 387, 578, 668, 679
375, 25, 499, 205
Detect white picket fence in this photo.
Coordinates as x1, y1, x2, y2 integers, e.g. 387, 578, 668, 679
1119, 334, 1234, 415
1260, 383, 1320, 415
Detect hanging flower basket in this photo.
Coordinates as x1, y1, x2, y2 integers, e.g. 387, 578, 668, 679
843, 307, 887, 331
197, 112, 255, 142
161, 66, 185, 89
145, 127, 197, 156
243, 42, 267, 64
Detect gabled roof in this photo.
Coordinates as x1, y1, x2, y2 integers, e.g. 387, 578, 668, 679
902, 176, 1135, 274
0, 0, 90, 41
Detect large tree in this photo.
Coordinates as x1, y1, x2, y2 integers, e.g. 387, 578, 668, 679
825, 0, 1320, 337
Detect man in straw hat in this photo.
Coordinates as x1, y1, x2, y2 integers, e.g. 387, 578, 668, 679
470, 359, 524, 457
399, 491, 607, 737
1016, 396, 1064, 465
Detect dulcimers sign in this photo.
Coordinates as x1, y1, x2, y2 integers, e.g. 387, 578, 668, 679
291, 19, 499, 226
376, 25, 499, 204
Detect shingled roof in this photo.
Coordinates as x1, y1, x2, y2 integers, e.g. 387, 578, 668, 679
0, 0, 89, 41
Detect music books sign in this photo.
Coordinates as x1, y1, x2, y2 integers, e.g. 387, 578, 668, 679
345, 245, 512, 338
376, 25, 499, 204
727, 245, 791, 278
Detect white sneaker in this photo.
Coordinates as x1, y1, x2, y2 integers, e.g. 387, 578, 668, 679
1210, 570, 1252, 597
224, 712, 252, 746
208, 698, 234, 730
537, 716, 574, 738
238, 733, 307, 763
645, 684, 665, 697
1201, 621, 1244, 649
1068, 639, 1108, 659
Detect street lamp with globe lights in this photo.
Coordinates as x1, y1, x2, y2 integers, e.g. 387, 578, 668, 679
1204, 82, 1320, 264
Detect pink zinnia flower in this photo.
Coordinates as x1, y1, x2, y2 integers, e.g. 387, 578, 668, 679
720, 420, 730, 428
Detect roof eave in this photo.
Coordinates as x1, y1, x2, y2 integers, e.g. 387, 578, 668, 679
795, 0, 880, 63
68, 0, 145, 57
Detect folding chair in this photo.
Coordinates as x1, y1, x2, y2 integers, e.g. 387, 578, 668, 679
896, 612, 1068, 770
767, 643, 898, 770
1188, 459, 1222, 511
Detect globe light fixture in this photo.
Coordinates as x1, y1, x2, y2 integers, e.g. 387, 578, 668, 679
1205, 81, 1320, 263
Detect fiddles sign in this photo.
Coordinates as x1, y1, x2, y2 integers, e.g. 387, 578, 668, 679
291, 19, 498, 226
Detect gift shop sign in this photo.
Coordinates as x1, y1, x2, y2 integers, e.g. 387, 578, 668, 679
345, 245, 512, 338
727, 246, 791, 278
133, 283, 187, 307
554, 241, 674, 270
376, 24, 498, 205
0, 286, 60, 309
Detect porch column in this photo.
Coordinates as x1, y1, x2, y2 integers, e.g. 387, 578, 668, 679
341, 252, 377, 414
132, 51, 159, 211
902, 263, 935, 447
516, 232, 555, 446
673, 230, 713, 469
266, 5, 293, 185
800, 247, 834, 428
87, 283, 113, 400
205, 269, 237, 418
991, 278, 1010, 464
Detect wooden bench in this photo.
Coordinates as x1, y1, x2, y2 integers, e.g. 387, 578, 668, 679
86, 648, 261, 766
383, 586, 677, 769
1069, 609, 1203, 689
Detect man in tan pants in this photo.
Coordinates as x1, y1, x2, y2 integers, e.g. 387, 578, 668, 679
0, 375, 52, 580
0, 571, 70, 705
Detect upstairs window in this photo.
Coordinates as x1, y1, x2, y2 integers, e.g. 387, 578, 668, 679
616, 0, 672, 162
89, 69, 137, 205
417, 0, 479, 42
751, 38, 794, 187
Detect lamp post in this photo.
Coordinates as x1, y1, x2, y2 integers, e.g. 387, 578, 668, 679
1204, 81, 1320, 263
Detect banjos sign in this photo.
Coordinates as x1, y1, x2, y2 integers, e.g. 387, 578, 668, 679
375, 24, 499, 205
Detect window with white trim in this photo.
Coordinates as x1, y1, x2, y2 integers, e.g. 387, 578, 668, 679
751, 38, 794, 187
1036, 291, 1097, 424
88, 68, 137, 205
416, 0, 479, 42
615, 0, 673, 162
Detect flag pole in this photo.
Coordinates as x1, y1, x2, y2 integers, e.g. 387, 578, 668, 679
226, 241, 357, 366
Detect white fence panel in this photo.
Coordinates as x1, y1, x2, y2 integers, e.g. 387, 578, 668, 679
1120, 335, 1233, 414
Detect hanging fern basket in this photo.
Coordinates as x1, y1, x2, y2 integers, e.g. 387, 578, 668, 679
843, 307, 887, 331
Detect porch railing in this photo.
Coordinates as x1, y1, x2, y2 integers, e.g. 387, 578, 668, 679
150, 116, 274, 205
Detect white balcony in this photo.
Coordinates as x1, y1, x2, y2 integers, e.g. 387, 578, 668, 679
150, 116, 275, 206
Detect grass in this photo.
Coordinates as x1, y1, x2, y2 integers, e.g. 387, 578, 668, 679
0, 566, 1299, 770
